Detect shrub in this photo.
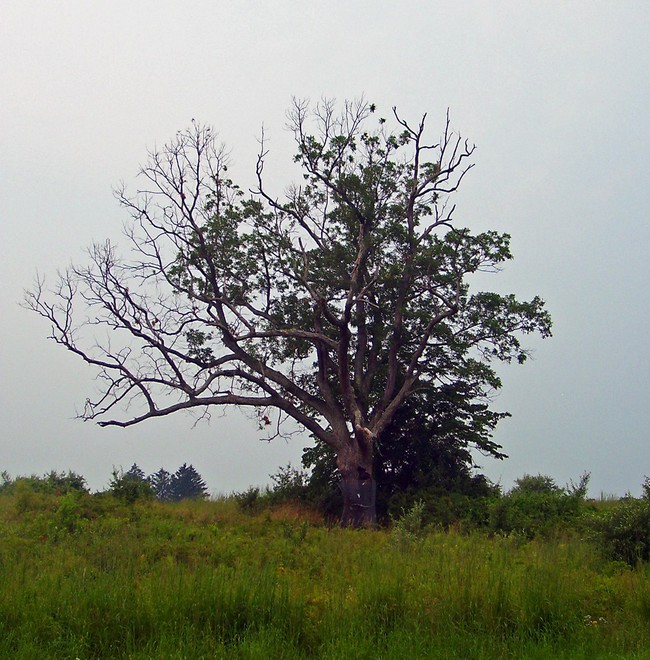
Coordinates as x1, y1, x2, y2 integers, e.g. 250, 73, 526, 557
268, 464, 310, 502
589, 479, 650, 566
489, 472, 590, 539
50, 491, 86, 537
235, 486, 265, 512
0, 470, 88, 495
108, 465, 154, 503
386, 485, 497, 531
265, 464, 341, 520
510, 473, 560, 495
390, 500, 427, 548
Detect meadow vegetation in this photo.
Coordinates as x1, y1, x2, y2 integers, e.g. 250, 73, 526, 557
2, 470, 650, 658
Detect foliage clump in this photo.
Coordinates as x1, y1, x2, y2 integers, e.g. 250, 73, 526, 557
234, 466, 316, 515
488, 472, 591, 538
266, 443, 500, 528
390, 500, 428, 548
589, 478, 650, 566
108, 464, 154, 503
0, 470, 88, 495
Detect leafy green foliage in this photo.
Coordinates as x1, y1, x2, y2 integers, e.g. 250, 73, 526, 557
511, 473, 561, 495
0, 470, 88, 495
108, 464, 154, 503
50, 491, 86, 538
234, 486, 264, 512
234, 467, 321, 515
589, 479, 650, 566
489, 473, 591, 538
268, 464, 310, 502
390, 500, 427, 549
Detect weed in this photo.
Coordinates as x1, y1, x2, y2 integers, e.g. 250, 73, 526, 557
390, 499, 426, 549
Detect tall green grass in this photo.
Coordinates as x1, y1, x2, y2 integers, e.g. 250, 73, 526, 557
1, 492, 650, 658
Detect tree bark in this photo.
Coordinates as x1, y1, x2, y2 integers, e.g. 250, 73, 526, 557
337, 428, 376, 527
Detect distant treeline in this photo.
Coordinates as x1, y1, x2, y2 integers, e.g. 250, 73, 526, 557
0, 463, 208, 503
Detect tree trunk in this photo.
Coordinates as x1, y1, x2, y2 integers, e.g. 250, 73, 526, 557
337, 428, 376, 527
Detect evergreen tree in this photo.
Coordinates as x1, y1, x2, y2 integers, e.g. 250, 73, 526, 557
124, 463, 146, 482
170, 464, 208, 501
148, 468, 174, 501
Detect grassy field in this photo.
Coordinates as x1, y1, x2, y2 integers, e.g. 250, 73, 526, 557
1, 491, 650, 659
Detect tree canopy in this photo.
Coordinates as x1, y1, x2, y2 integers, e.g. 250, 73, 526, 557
26, 99, 551, 525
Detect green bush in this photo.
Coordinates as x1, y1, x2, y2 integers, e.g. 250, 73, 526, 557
386, 486, 496, 531
589, 479, 650, 566
489, 473, 590, 538
390, 500, 427, 549
0, 470, 88, 496
265, 464, 342, 520
108, 466, 154, 503
510, 473, 561, 495
50, 491, 86, 538
268, 464, 310, 503
235, 486, 266, 512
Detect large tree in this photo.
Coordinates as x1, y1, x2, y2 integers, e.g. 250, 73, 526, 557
26, 99, 551, 525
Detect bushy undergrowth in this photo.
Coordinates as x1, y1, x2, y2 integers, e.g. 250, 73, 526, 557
588, 478, 650, 566
254, 466, 597, 539
487, 472, 592, 539
3, 488, 650, 658
0, 469, 88, 495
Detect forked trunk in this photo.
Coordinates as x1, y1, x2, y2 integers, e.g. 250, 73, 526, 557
336, 429, 376, 527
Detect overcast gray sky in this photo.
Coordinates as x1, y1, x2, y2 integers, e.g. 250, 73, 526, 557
2, 1, 649, 496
